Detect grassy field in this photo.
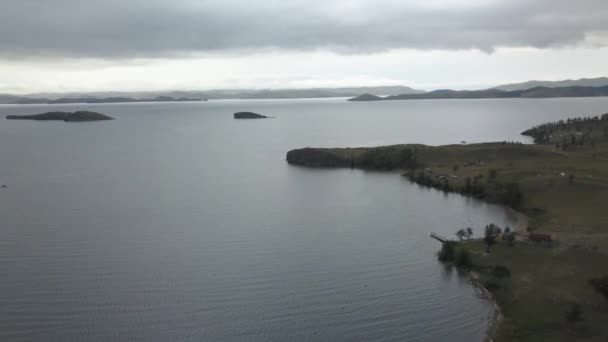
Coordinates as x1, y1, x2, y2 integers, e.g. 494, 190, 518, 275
463, 239, 608, 342
286, 115, 608, 341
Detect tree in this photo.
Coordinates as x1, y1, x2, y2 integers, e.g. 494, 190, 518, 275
506, 232, 516, 247
484, 224, 501, 252
455, 229, 467, 241
466, 227, 473, 239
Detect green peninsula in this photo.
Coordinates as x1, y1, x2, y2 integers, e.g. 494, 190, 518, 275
287, 114, 608, 342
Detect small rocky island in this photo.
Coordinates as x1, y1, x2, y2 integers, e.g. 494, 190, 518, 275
6, 111, 114, 122
233, 112, 269, 119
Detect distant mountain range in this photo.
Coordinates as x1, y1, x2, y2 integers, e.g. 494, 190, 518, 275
349, 85, 608, 101
6, 96, 204, 105
493, 77, 608, 91
4, 78, 608, 104
0, 86, 423, 104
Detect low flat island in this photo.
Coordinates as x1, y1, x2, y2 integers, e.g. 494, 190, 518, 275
6, 111, 114, 122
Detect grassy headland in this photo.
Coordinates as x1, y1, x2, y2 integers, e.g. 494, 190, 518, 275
286, 114, 608, 341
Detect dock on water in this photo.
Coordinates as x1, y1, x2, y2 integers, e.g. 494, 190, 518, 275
430, 232, 448, 243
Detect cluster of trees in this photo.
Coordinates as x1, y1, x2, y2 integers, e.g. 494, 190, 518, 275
409, 170, 450, 192
484, 224, 502, 252
452, 223, 516, 252
499, 141, 524, 145
358, 147, 418, 170
484, 224, 517, 251
408, 170, 524, 209
289, 146, 420, 170
522, 115, 606, 148
437, 241, 472, 268
555, 131, 596, 151
462, 175, 486, 197
463, 176, 524, 208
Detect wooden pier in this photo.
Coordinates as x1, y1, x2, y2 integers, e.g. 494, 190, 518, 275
430, 232, 448, 243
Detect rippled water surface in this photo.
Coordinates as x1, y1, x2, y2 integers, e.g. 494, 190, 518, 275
1, 97, 607, 341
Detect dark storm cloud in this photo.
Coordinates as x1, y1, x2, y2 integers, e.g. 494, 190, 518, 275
1, 0, 607, 58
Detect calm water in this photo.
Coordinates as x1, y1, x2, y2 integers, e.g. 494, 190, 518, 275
1, 97, 607, 341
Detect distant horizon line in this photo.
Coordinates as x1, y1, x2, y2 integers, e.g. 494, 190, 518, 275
2, 76, 607, 97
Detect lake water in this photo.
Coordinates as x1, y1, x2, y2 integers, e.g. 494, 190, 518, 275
1, 97, 607, 341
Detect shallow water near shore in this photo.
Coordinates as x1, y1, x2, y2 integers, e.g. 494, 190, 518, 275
1, 97, 608, 341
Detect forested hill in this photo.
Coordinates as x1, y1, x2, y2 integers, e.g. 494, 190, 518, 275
349, 85, 608, 101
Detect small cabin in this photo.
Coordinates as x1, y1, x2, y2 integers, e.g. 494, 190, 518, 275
528, 233, 553, 246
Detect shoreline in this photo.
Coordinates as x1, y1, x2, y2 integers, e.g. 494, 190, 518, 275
469, 270, 503, 342
404, 169, 532, 342
286, 145, 523, 341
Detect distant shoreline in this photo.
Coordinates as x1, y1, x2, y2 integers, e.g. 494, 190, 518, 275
2, 97, 205, 105
348, 85, 608, 102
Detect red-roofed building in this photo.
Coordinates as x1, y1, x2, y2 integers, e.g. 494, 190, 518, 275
528, 232, 553, 246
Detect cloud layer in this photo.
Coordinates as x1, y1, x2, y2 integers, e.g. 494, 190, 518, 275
2, 0, 608, 58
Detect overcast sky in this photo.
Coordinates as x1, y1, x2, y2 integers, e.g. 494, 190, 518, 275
1, 0, 608, 93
